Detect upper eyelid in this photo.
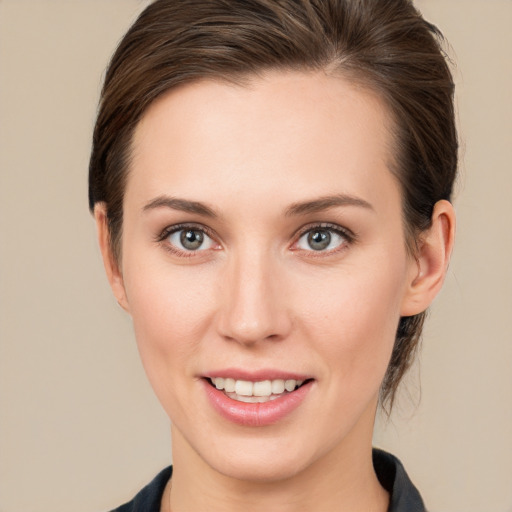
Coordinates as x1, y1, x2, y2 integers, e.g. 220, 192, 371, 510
156, 222, 217, 242
156, 224, 220, 257
290, 223, 356, 255
294, 222, 355, 240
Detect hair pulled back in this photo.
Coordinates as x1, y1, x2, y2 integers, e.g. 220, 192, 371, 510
89, 0, 457, 410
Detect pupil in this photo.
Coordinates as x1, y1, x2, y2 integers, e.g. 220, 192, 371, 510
181, 230, 203, 250
308, 230, 330, 250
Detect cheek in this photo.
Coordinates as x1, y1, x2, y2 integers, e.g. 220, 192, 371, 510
123, 256, 217, 380
294, 255, 408, 383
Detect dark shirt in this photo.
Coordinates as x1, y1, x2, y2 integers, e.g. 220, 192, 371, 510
110, 448, 425, 512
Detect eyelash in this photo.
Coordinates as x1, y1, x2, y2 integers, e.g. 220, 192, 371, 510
156, 223, 219, 258
292, 223, 356, 256
155, 222, 356, 257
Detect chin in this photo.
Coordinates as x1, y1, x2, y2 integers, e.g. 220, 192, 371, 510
205, 445, 316, 484
179, 421, 337, 485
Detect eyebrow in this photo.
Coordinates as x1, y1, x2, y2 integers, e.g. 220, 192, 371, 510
142, 193, 373, 218
142, 195, 218, 218
285, 194, 374, 216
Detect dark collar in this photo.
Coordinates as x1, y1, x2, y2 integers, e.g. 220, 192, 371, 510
373, 448, 426, 512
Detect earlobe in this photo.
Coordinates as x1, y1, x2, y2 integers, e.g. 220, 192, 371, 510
93, 203, 130, 312
401, 200, 456, 317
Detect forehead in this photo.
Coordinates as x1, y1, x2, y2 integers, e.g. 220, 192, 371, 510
128, 70, 399, 212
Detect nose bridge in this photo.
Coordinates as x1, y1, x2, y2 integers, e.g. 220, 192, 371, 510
218, 243, 290, 345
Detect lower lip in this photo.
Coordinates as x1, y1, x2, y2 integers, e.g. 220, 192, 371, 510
202, 379, 313, 427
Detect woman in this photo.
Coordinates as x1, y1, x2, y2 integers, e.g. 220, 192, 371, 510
89, 0, 456, 510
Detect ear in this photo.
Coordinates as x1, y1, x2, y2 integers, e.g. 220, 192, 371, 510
401, 200, 456, 316
94, 203, 130, 312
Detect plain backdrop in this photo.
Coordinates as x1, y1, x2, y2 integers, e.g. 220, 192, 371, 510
0, 1, 511, 511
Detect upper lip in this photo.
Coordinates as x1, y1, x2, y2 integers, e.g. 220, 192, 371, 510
202, 368, 313, 381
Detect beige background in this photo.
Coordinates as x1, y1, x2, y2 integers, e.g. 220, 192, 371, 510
0, 1, 510, 511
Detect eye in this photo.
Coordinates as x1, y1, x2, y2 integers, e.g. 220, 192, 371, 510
294, 225, 352, 253
161, 225, 218, 253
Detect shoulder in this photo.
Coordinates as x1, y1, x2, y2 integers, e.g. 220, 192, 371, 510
373, 448, 426, 512
109, 466, 173, 512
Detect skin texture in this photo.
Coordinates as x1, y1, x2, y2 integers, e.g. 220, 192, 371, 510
95, 71, 455, 512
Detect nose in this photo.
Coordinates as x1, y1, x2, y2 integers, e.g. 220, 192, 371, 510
216, 249, 292, 346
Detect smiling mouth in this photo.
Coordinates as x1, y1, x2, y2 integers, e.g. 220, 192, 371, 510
207, 377, 311, 403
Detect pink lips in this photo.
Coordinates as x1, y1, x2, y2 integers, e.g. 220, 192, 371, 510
201, 370, 313, 427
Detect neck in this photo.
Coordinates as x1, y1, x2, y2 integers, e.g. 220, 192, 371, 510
167, 404, 388, 512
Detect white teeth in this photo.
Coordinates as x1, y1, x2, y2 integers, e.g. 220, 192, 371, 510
271, 379, 285, 394
228, 394, 275, 403
224, 378, 236, 392
284, 379, 296, 392
235, 380, 253, 396
211, 377, 306, 399
253, 380, 272, 397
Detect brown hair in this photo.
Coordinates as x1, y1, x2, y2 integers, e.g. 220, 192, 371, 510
89, 0, 457, 411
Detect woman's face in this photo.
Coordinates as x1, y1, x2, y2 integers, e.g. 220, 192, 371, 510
113, 71, 420, 481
